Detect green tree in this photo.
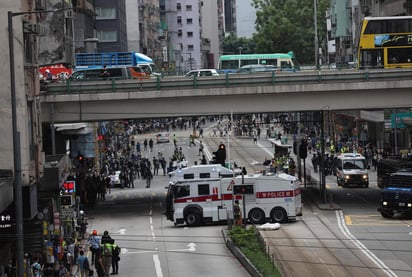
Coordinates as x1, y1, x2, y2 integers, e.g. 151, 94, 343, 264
222, 33, 256, 55
252, 0, 328, 65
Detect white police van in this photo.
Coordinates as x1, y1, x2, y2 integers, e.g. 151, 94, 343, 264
336, 153, 369, 188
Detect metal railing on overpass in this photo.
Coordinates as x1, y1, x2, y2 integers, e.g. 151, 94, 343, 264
43, 68, 412, 94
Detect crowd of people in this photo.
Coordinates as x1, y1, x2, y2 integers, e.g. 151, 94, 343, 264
71, 118, 208, 209
7, 118, 213, 277
87, 230, 121, 277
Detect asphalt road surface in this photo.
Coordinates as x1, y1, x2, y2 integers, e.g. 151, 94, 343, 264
86, 122, 412, 277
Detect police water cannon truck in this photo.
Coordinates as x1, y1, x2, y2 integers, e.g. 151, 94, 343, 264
165, 165, 302, 227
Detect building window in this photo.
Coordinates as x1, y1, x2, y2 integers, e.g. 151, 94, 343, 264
177, 3, 181, 11
96, 7, 116, 19
186, 18, 193, 24
187, 31, 193, 37
188, 44, 194, 51
178, 29, 182, 37
97, 30, 117, 42
177, 16, 182, 24
186, 5, 192, 11
24, 34, 35, 65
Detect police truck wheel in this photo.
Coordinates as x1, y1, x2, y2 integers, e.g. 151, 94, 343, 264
271, 207, 287, 223
248, 208, 265, 224
185, 211, 201, 226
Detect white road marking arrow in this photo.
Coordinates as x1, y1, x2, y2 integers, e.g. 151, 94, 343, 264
167, 243, 197, 252
119, 243, 197, 255
121, 248, 159, 254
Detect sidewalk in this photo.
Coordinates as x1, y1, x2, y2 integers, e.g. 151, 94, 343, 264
69, 232, 92, 276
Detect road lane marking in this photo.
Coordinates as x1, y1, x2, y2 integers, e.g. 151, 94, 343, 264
344, 215, 353, 225
336, 210, 397, 277
153, 254, 163, 277
344, 214, 412, 226
257, 141, 274, 156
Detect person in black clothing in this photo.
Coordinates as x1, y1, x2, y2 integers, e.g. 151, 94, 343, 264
149, 138, 154, 152
100, 65, 110, 80
111, 244, 121, 275
160, 157, 167, 175
94, 250, 105, 277
101, 230, 112, 244
200, 155, 207, 165
143, 139, 148, 151
311, 154, 318, 173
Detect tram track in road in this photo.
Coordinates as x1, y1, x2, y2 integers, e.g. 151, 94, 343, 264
262, 204, 396, 277
203, 132, 266, 173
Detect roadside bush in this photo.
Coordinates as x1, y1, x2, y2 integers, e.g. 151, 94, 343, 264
229, 226, 281, 277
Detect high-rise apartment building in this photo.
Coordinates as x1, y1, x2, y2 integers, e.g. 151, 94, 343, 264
95, 0, 128, 52
126, 0, 161, 64
160, 0, 223, 73
175, 0, 202, 72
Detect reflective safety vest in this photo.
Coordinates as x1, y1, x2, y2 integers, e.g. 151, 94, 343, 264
101, 243, 113, 256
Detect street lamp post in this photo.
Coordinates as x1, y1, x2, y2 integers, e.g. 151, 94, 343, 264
8, 11, 25, 277
314, 0, 319, 69
187, 52, 193, 71
8, 8, 71, 276
176, 51, 193, 73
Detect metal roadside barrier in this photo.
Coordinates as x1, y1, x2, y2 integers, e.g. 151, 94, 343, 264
43, 68, 412, 94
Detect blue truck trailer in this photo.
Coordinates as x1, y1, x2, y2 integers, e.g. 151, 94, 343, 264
74, 52, 158, 75
75, 52, 153, 67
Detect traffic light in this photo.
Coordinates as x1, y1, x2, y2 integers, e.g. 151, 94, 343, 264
299, 140, 308, 159
77, 154, 84, 162
73, 154, 84, 167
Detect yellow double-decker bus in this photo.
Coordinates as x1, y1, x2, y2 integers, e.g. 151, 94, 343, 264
358, 16, 412, 69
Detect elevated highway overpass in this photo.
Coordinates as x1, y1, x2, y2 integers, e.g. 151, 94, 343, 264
40, 69, 412, 123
